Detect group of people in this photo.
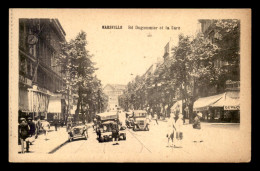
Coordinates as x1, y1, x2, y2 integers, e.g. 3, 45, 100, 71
166, 113, 184, 148
18, 117, 50, 153
166, 111, 203, 148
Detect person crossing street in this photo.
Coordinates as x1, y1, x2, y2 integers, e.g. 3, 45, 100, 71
154, 112, 159, 125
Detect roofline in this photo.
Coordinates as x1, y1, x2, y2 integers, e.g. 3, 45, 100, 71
50, 19, 66, 41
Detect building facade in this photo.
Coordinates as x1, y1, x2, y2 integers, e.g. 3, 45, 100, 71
19, 19, 72, 122
103, 84, 126, 111
192, 19, 240, 123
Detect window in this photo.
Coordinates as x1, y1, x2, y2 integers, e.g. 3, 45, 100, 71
19, 21, 25, 49
20, 55, 27, 75
29, 44, 36, 57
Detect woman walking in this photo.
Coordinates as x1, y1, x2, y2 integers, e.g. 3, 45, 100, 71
41, 119, 50, 140
154, 112, 159, 125
193, 112, 203, 143
166, 113, 176, 147
175, 114, 184, 148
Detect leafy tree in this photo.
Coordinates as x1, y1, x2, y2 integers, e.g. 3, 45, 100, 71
58, 31, 107, 123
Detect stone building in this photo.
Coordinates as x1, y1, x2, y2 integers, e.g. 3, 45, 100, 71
103, 84, 126, 111
18, 19, 73, 122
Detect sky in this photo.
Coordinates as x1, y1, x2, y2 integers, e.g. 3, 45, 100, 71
54, 10, 199, 86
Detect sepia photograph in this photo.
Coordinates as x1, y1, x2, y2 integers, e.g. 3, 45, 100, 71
9, 9, 251, 162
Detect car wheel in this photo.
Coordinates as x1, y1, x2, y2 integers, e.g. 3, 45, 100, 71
123, 134, 126, 140
99, 137, 104, 143
133, 125, 137, 131
68, 135, 72, 142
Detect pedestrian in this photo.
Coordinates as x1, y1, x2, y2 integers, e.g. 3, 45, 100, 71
36, 117, 41, 138
54, 117, 58, 131
154, 112, 159, 125
175, 114, 184, 148
93, 117, 97, 131
18, 118, 30, 153
166, 113, 176, 147
112, 122, 119, 145
41, 119, 50, 140
192, 112, 203, 143
27, 117, 36, 147
33, 117, 39, 139
67, 120, 72, 132
148, 113, 152, 123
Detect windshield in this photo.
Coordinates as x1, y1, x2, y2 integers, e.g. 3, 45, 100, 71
101, 124, 116, 133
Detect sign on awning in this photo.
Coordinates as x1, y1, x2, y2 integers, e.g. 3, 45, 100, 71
211, 92, 240, 110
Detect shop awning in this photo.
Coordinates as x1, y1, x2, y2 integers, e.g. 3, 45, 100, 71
193, 93, 224, 111
19, 88, 29, 112
171, 100, 183, 113
211, 92, 240, 110
70, 105, 77, 115
48, 97, 61, 113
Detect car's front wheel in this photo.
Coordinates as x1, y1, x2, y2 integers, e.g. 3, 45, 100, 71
68, 134, 72, 142
133, 125, 137, 131
99, 137, 104, 143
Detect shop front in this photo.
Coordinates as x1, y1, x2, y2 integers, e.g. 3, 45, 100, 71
19, 75, 33, 120
47, 94, 66, 124
193, 91, 240, 123
211, 91, 240, 123
28, 85, 50, 120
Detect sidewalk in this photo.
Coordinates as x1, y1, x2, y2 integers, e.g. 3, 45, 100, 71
20, 126, 68, 154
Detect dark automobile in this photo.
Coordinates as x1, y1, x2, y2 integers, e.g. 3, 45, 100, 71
96, 112, 126, 143
68, 124, 88, 142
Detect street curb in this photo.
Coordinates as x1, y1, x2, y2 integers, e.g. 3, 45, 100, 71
48, 140, 69, 154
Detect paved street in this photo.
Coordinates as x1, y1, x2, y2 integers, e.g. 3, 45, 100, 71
16, 119, 249, 162
47, 120, 244, 162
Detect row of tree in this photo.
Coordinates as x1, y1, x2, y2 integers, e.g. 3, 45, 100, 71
119, 19, 240, 121
57, 31, 108, 124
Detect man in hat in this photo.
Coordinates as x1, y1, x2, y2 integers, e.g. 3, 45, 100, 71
112, 122, 119, 145
27, 117, 36, 146
192, 112, 203, 143
18, 118, 30, 153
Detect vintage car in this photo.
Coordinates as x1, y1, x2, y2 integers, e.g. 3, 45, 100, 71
68, 124, 88, 142
96, 112, 126, 143
132, 110, 149, 131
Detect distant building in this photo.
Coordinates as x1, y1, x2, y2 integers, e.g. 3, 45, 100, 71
103, 84, 126, 111
163, 38, 176, 62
